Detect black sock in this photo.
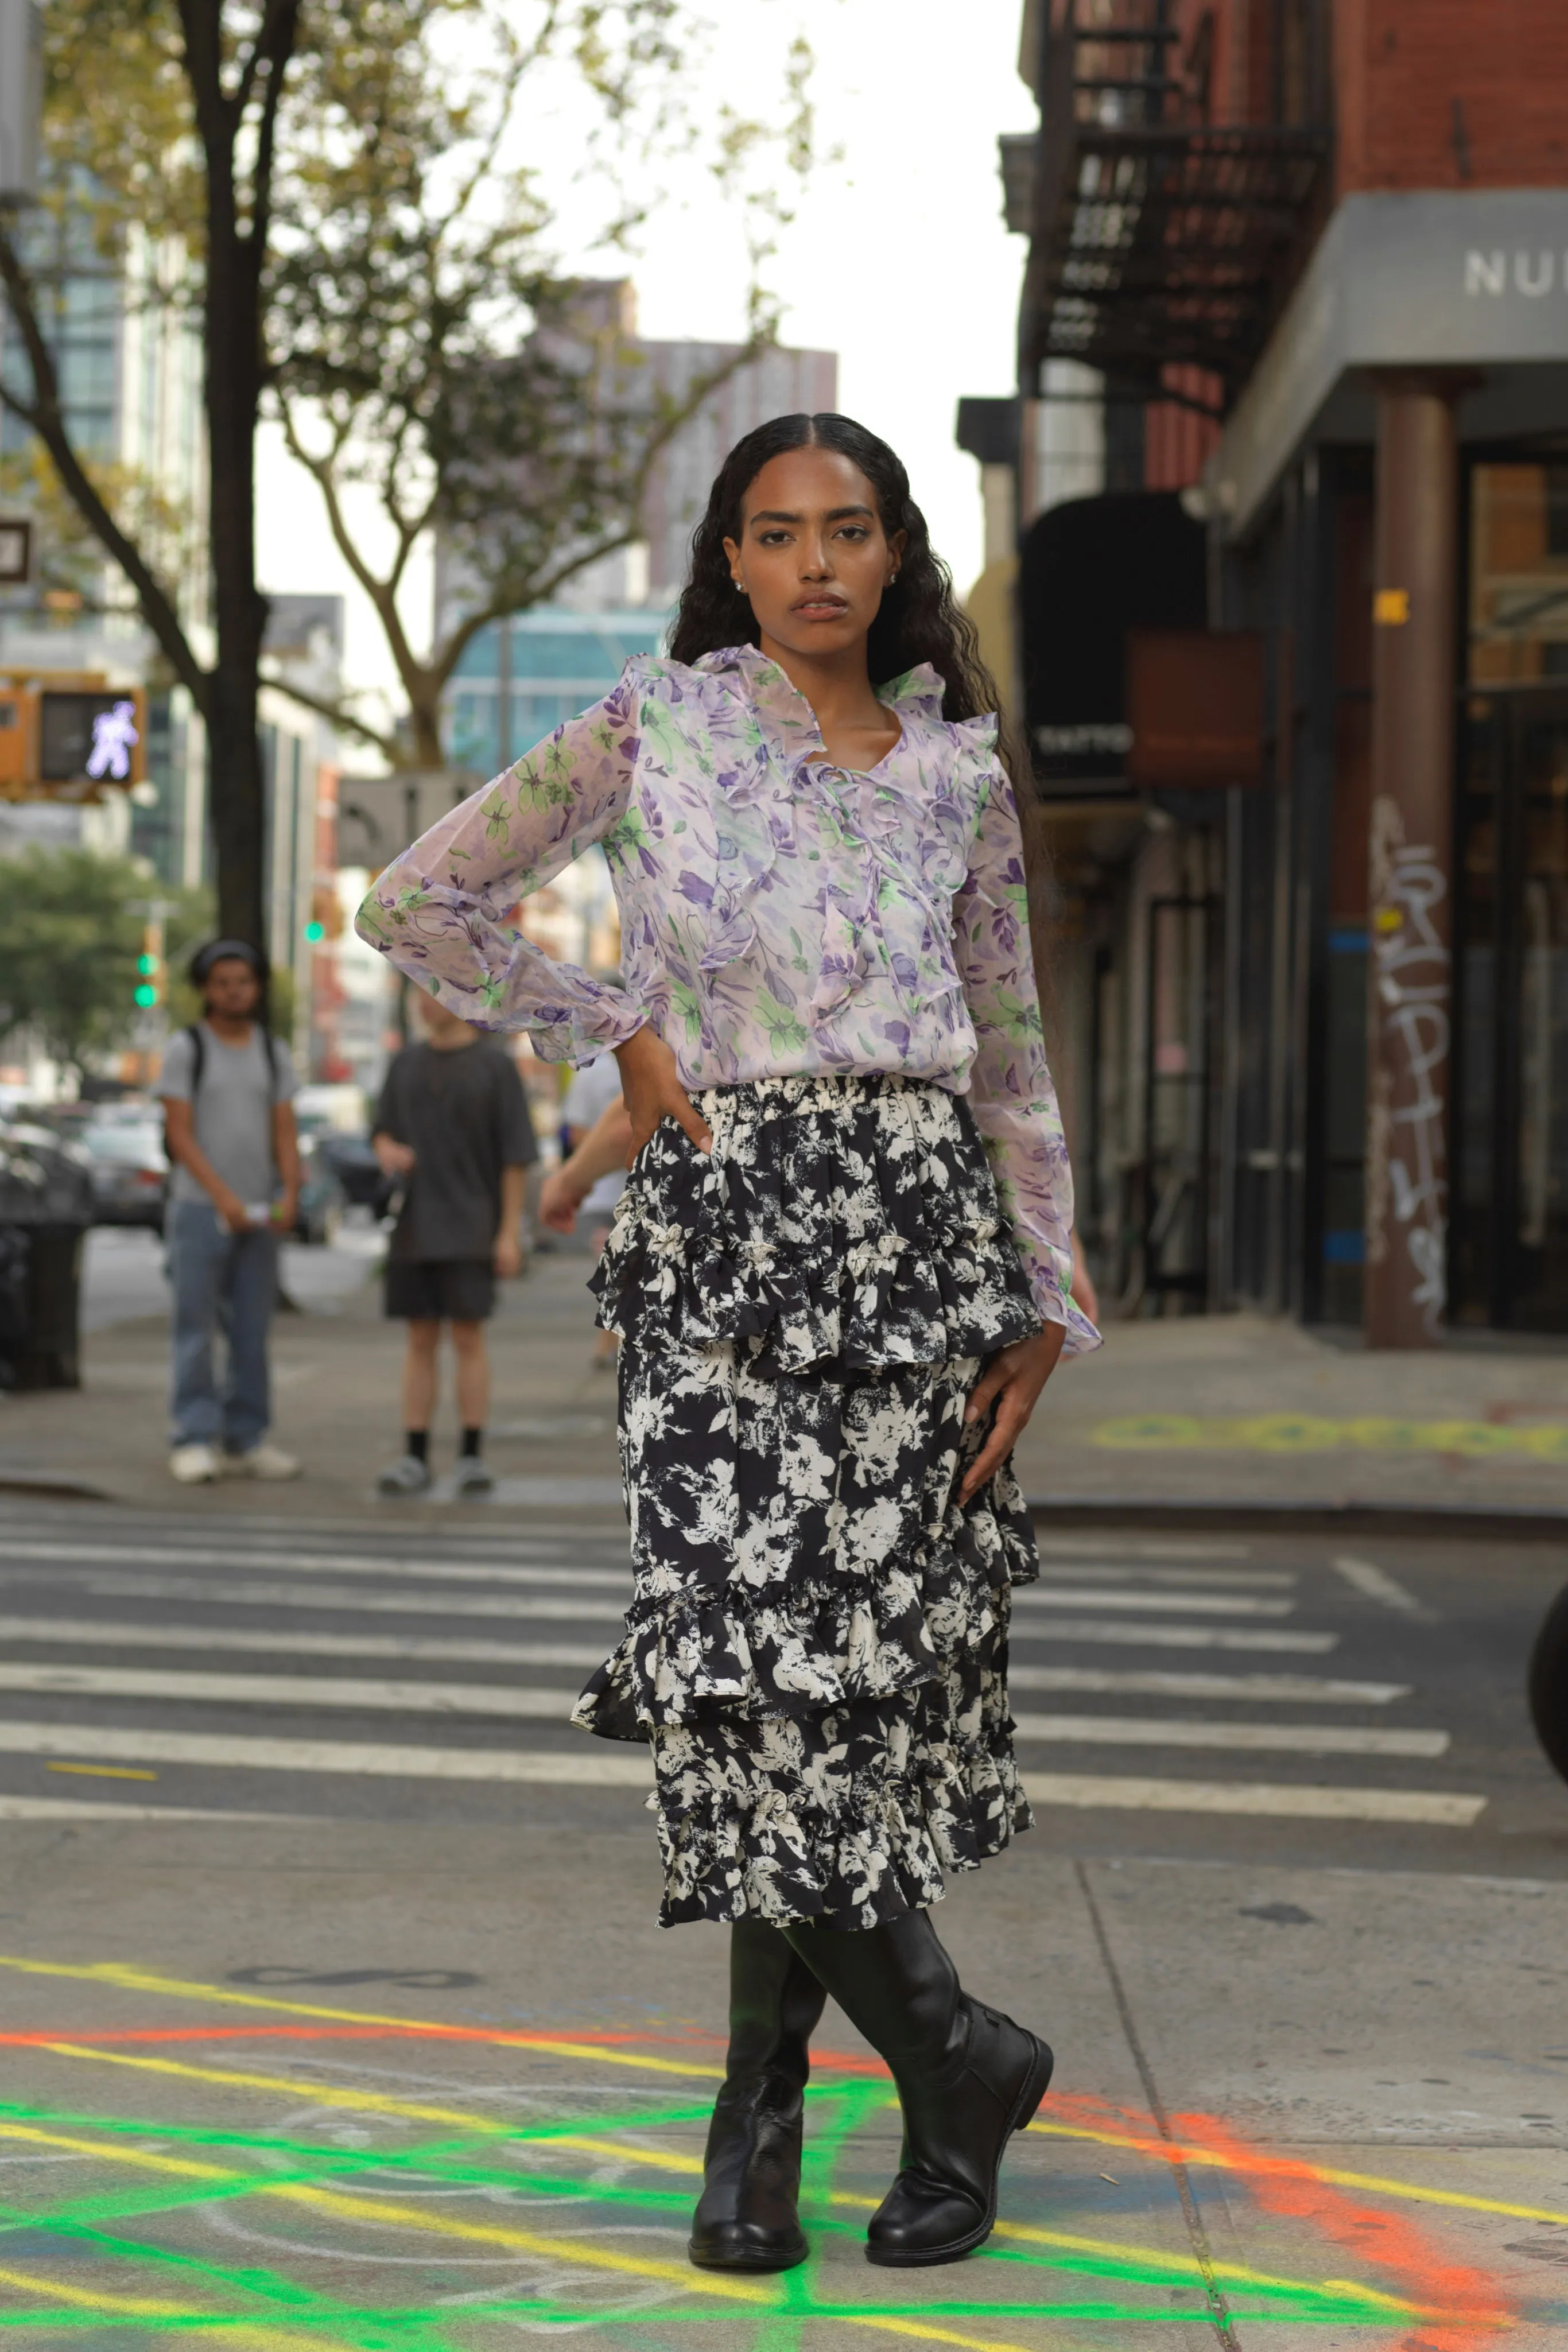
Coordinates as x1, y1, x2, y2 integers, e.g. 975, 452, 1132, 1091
406, 1430, 429, 1463
461, 1426, 483, 1458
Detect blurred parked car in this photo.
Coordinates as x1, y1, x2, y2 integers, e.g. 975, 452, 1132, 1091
312, 1126, 395, 1217
79, 1104, 168, 1232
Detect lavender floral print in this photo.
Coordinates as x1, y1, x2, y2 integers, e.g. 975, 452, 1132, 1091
356, 642, 1097, 1349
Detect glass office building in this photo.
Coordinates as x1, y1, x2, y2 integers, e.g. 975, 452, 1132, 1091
444, 607, 670, 779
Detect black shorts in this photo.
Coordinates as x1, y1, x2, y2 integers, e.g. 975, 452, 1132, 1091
384, 1259, 495, 1322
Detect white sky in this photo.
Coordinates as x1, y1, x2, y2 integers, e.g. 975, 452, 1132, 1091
255, 1, 1034, 766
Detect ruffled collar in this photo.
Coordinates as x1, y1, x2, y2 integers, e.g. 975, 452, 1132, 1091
692, 643, 960, 773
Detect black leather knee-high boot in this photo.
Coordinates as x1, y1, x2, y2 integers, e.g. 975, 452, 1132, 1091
688, 1919, 829, 2272
781, 1909, 1053, 2267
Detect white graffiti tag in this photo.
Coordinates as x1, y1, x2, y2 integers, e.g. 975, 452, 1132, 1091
1367, 795, 1449, 1334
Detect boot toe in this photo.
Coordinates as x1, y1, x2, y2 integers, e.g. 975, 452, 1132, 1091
865, 2176, 991, 2267
688, 2216, 808, 2272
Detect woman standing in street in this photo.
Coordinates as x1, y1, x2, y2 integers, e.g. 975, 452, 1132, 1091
358, 413, 1099, 2273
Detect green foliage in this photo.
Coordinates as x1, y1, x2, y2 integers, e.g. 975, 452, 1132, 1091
0, 847, 145, 1074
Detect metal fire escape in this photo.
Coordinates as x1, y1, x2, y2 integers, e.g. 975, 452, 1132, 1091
1014, 1, 1330, 410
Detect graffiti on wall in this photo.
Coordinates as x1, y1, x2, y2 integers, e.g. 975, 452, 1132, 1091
1366, 794, 1451, 1336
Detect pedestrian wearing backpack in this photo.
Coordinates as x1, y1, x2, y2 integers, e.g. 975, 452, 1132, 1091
157, 938, 303, 1485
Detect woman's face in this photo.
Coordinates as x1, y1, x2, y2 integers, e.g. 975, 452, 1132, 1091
723, 446, 905, 663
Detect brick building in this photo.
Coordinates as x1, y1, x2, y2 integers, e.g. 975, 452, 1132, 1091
973, 0, 1568, 1342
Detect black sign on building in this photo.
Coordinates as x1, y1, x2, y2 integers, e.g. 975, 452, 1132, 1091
1019, 489, 1208, 796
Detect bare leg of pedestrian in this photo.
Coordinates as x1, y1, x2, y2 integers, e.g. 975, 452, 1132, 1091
451, 1317, 494, 1495
378, 1317, 438, 1495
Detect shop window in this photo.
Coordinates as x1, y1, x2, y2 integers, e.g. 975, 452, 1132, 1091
1469, 463, 1568, 687
1547, 467, 1568, 560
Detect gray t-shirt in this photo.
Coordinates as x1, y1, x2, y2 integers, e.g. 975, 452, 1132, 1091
158, 1023, 298, 1208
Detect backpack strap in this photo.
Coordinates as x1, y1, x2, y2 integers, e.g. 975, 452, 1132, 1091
184, 1020, 285, 1099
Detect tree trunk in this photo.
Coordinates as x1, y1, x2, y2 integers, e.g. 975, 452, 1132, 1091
203, 191, 267, 949
408, 681, 447, 775
179, 0, 301, 956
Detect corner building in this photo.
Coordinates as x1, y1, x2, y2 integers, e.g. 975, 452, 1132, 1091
993, 0, 1568, 1342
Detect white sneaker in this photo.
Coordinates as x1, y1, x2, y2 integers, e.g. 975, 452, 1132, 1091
223, 1442, 301, 1481
169, 1442, 220, 1485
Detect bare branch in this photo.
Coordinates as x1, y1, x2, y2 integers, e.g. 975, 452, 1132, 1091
234, 0, 301, 122
261, 670, 398, 759
247, 0, 302, 257
0, 218, 210, 717
277, 397, 426, 701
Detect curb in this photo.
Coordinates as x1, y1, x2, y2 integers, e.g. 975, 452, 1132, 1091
1027, 1494, 1568, 1543
0, 1469, 112, 1503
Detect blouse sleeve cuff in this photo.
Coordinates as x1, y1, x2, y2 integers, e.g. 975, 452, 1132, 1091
1029, 1257, 1103, 1358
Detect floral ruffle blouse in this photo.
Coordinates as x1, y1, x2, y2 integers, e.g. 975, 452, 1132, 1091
356, 643, 1099, 1350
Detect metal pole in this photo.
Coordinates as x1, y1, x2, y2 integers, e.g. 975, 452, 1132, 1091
1363, 374, 1460, 1348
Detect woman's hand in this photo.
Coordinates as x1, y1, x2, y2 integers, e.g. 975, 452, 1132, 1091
613, 1027, 712, 1164
958, 1324, 1066, 1504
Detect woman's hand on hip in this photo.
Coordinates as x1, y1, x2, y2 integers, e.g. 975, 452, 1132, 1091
958, 1325, 1066, 1504
612, 1026, 712, 1163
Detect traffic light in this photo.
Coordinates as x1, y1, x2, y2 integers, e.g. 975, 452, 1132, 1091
134, 926, 163, 1011
304, 919, 325, 944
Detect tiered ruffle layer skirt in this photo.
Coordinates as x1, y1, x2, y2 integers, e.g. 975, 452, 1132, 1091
572, 1073, 1044, 1929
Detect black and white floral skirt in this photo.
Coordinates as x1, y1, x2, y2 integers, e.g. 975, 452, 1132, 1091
573, 1073, 1044, 1930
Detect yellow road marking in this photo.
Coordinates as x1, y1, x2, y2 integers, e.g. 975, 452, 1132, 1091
0, 1952, 724, 2078
0, 2117, 231, 2180
41, 2041, 522, 2136
0, 2113, 769, 2309
26, 2050, 1427, 2319
0, 2264, 341, 2351
1029, 2116, 1568, 2230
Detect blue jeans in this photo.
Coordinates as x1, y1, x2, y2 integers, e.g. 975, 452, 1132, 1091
167, 1200, 275, 1451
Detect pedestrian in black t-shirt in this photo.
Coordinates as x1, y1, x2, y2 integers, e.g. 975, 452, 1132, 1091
372, 997, 537, 1496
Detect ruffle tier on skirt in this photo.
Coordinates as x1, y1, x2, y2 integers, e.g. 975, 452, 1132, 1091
573, 1072, 1045, 1930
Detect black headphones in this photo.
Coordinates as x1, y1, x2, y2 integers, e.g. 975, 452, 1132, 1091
188, 937, 269, 988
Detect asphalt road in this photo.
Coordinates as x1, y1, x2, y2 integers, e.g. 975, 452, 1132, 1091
0, 1499, 1563, 1881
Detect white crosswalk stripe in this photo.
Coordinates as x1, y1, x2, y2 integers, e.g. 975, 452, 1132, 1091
1009, 1713, 1448, 1757
1012, 1620, 1337, 1652
0, 1511, 1482, 1830
1007, 1665, 1409, 1703
0, 1719, 651, 1784
0, 1616, 607, 1670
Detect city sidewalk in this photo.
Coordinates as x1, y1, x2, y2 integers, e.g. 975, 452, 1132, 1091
3, 1233, 1568, 1520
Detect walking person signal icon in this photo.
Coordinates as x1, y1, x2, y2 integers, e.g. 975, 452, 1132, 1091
86, 698, 140, 782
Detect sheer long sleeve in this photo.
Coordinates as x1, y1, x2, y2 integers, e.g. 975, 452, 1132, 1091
952, 762, 1101, 1356
355, 672, 646, 1066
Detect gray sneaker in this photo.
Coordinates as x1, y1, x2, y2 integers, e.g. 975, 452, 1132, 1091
452, 1454, 495, 1497
377, 1451, 432, 1497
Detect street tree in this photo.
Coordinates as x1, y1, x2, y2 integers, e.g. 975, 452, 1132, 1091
267, 7, 815, 770
0, 0, 303, 951
0, 847, 207, 1078
0, 0, 810, 945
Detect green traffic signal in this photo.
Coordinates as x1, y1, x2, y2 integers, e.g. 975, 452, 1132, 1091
133, 983, 158, 1008
304, 919, 325, 942
137, 951, 158, 976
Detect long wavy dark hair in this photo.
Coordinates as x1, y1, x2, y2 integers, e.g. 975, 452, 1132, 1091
667, 413, 1004, 729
